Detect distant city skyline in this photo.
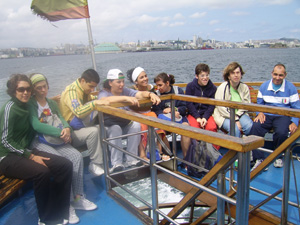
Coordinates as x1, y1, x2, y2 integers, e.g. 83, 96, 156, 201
1, 0, 300, 49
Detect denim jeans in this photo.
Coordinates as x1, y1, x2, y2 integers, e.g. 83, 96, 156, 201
222, 114, 253, 137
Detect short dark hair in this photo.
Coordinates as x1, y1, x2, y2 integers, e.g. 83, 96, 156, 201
80, 69, 100, 84
7, 74, 32, 97
223, 62, 245, 81
272, 63, 286, 74
195, 63, 210, 76
154, 72, 175, 85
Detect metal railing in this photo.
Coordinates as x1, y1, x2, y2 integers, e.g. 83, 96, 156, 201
96, 94, 300, 225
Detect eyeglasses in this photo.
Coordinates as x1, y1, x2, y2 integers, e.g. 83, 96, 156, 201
16, 87, 32, 93
199, 74, 209, 78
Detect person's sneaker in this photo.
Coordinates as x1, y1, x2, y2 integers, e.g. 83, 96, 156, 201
251, 159, 263, 172
72, 196, 97, 211
88, 163, 104, 176
274, 158, 283, 168
69, 206, 80, 224
109, 164, 124, 173
38, 218, 66, 225
126, 160, 143, 167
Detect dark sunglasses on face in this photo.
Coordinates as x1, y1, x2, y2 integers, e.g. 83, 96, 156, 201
16, 87, 32, 93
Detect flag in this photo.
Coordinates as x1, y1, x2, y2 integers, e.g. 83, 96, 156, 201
31, 0, 90, 22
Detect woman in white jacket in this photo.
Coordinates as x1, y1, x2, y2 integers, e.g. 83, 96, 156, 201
213, 62, 253, 137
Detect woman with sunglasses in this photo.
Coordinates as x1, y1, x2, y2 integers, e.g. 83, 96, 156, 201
28, 73, 97, 224
0, 74, 72, 225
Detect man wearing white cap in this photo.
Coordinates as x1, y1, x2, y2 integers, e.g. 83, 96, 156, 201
98, 69, 161, 172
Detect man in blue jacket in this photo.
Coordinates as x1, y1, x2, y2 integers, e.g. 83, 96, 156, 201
251, 63, 300, 170
186, 63, 217, 132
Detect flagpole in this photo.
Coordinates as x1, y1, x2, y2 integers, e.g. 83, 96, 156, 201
86, 18, 97, 71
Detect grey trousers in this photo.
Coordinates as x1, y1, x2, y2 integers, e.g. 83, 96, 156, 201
71, 125, 103, 165
106, 121, 141, 166
31, 138, 84, 201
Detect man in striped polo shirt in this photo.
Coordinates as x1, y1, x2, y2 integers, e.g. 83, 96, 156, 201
251, 63, 300, 170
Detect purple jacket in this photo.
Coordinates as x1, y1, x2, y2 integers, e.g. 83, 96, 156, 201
185, 78, 217, 120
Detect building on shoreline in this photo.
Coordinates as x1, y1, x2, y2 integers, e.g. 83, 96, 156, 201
1, 37, 299, 59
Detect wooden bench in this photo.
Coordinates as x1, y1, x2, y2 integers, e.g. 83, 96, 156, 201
0, 174, 26, 206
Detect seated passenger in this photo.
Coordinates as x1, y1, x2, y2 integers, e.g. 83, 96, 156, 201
250, 63, 300, 170
98, 69, 160, 173
152, 72, 190, 155
59, 69, 109, 176
127, 67, 170, 161
0, 74, 72, 225
28, 73, 97, 224
213, 62, 253, 137
186, 63, 217, 132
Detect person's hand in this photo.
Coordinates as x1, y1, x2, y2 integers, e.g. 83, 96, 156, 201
163, 108, 171, 114
197, 118, 207, 128
236, 121, 242, 132
254, 112, 265, 124
289, 122, 298, 135
94, 99, 110, 106
124, 96, 140, 106
60, 128, 71, 143
175, 111, 180, 119
149, 92, 161, 105
30, 154, 50, 167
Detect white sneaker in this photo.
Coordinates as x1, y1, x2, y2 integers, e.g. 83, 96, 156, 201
274, 158, 283, 168
126, 160, 143, 167
88, 163, 104, 176
109, 164, 124, 173
251, 159, 264, 172
69, 206, 79, 224
72, 196, 97, 211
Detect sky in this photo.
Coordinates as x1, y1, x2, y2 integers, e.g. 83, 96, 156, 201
0, 0, 300, 48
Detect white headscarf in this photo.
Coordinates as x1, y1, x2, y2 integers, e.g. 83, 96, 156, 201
132, 67, 145, 82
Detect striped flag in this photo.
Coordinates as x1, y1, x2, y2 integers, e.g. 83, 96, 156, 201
31, 0, 90, 22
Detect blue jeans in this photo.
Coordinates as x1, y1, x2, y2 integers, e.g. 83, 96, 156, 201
222, 114, 253, 137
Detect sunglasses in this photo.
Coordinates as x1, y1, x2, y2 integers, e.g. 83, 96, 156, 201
16, 87, 32, 93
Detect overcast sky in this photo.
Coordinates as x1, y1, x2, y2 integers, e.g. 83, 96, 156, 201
0, 0, 299, 48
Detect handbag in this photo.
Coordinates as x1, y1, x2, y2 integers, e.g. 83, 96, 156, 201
38, 114, 65, 146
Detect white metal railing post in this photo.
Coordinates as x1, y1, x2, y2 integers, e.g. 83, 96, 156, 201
217, 171, 226, 225
236, 151, 250, 225
170, 98, 177, 170
149, 126, 159, 224
281, 146, 291, 224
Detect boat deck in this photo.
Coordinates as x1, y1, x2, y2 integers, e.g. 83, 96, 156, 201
0, 162, 143, 225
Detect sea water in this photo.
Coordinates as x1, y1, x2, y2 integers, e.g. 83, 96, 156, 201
1, 48, 299, 222
1, 48, 300, 107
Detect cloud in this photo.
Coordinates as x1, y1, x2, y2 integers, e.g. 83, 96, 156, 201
169, 22, 185, 27
174, 13, 185, 20
190, 12, 207, 18
209, 20, 219, 25
296, 8, 300, 15
232, 11, 250, 16
260, 0, 293, 5
214, 28, 233, 33
290, 29, 300, 33
138, 14, 160, 23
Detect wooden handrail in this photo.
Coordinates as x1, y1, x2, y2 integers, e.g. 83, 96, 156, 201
96, 105, 264, 152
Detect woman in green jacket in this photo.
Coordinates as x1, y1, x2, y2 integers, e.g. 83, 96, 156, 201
0, 74, 73, 225
28, 73, 97, 224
